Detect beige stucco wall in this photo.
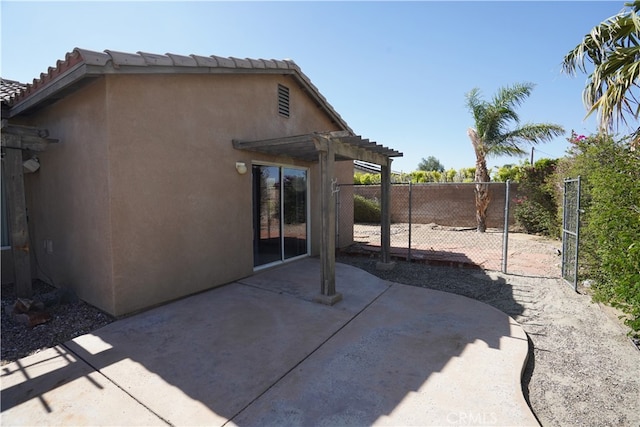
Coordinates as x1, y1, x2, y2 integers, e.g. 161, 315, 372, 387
21, 79, 116, 313
104, 73, 350, 315
13, 72, 355, 316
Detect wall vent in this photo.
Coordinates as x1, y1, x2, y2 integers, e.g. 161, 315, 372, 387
278, 84, 290, 118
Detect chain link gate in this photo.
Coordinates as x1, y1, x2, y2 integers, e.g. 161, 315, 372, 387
562, 177, 581, 291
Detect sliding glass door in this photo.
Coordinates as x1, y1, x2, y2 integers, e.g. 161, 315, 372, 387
253, 165, 308, 268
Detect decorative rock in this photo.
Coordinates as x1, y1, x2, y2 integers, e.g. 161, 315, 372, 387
11, 299, 52, 328
14, 298, 33, 313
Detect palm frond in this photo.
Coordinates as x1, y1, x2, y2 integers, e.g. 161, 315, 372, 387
563, 2, 640, 133
486, 123, 565, 158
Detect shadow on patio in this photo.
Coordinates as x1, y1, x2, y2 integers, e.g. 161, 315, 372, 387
1, 258, 537, 426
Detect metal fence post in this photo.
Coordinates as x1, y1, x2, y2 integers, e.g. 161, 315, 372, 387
408, 181, 412, 262
501, 180, 510, 273
335, 185, 340, 246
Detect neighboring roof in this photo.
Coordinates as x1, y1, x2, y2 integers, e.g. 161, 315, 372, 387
1, 78, 26, 117
1, 78, 26, 111
354, 160, 403, 175
5, 48, 352, 133
354, 160, 383, 174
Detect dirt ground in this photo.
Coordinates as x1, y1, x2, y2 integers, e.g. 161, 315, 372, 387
338, 229, 640, 427
353, 223, 562, 277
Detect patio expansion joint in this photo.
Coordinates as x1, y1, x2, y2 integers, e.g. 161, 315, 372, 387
61, 342, 173, 426
234, 279, 318, 303
223, 283, 394, 426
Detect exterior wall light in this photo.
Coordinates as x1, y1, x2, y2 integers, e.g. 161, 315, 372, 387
23, 157, 40, 173
235, 162, 247, 175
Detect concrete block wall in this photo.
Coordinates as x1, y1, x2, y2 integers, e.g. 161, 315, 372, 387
353, 183, 521, 229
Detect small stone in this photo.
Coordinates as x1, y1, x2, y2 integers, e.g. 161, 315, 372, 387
14, 298, 33, 314
12, 310, 52, 328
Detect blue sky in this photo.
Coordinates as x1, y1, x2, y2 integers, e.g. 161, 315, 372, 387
1, 1, 629, 172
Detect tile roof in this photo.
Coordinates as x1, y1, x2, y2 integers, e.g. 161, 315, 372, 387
1, 78, 26, 105
7, 48, 352, 132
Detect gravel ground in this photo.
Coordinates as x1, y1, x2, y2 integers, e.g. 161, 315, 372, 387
2, 256, 638, 426
1, 281, 115, 365
337, 254, 640, 427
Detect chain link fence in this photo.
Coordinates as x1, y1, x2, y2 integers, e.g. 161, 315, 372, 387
338, 182, 521, 272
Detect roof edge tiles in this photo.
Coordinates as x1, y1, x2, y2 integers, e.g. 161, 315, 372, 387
136, 51, 174, 67
105, 49, 148, 67
165, 53, 198, 67
230, 57, 253, 69
6, 48, 352, 132
190, 54, 220, 68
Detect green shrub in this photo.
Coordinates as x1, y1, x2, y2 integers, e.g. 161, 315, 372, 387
513, 158, 560, 236
492, 162, 526, 182
459, 167, 476, 181
556, 132, 640, 336
513, 197, 557, 234
354, 194, 381, 223
353, 173, 381, 185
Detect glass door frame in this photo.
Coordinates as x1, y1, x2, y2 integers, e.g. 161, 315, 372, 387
252, 161, 310, 271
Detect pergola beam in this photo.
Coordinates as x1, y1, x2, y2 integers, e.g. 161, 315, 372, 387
331, 138, 391, 167
233, 132, 401, 162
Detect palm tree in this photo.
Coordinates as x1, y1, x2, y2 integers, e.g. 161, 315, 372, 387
466, 82, 564, 232
562, 1, 640, 140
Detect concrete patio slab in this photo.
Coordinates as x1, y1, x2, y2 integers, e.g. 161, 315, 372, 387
240, 259, 391, 314
234, 283, 536, 426
1, 258, 537, 426
64, 282, 358, 426
0, 346, 164, 426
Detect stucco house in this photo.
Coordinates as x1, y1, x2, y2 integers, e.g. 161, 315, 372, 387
1, 48, 401, 316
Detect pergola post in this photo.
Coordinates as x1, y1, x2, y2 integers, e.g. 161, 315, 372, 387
377, 160, 396, 271
313, 136, 342, 305
2, 141, 33, 298
1, 122, 58, 298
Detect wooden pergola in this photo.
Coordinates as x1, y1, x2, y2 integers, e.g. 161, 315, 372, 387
233, 130, 402, 304
1, 121, 58, 298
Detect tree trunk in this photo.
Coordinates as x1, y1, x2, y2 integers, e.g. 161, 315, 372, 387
468, 128, 491, 233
